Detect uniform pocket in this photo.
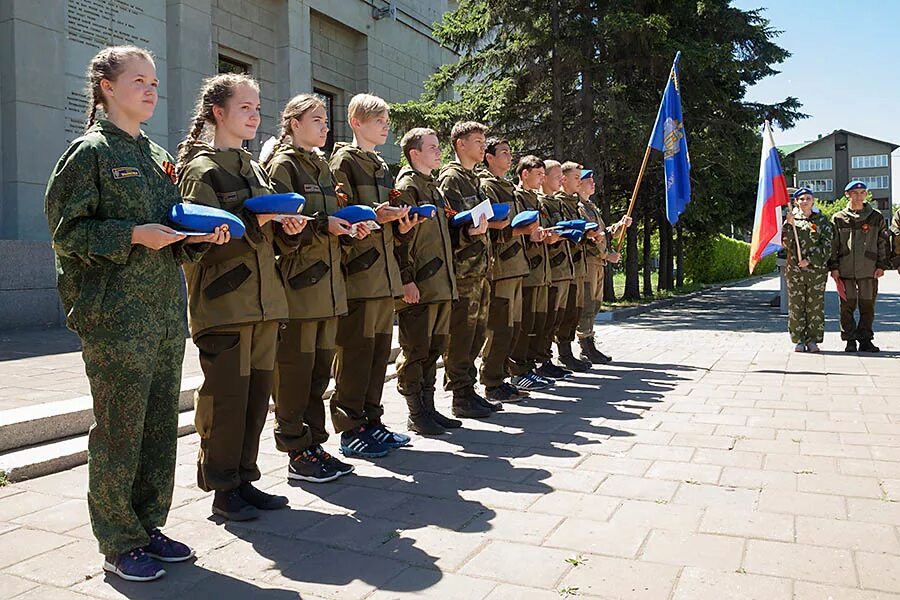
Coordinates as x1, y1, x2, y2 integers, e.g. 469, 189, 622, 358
415, 257, 444, 282
456, 240, 484, 261
499, 241, 523, 261
572, 250, 583, 263
550, 252, 567, 267
288, 260, 330, 289
529, 254, 544, 269
345, 247, 380, 275
203, 263, 252, 299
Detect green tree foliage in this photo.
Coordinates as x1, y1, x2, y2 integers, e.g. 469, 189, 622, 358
392, 0, 806, 299
686, 233, 777, 283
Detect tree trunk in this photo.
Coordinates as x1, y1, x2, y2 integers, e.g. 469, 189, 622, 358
676, 222, 685, 287
657, 203, 670, 291
549, 0, 564, 157
642, 211, 652, 297
623, 225, 640, 300
666, 220, 675, 287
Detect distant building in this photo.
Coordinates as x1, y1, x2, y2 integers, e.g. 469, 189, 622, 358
781, 129, 898, 217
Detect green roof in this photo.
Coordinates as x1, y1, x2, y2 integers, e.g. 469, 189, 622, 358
777, 143, 808, 156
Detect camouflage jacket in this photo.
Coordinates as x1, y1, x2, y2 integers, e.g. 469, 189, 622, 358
828, 203, 891, 278
438, 161, 492, 281
329, 142, 403, 300
782, 209, 833, 275
394, 166, 457, 306
479, 170, 530, 281
264, 142, 348, 320
45, 119, 203, 336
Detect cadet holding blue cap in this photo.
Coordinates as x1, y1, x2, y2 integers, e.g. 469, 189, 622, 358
329, 93, 420, 458
478, 137, 538, 403
828, 180, 890, 352
176, 74, 307, 521
261, 94, 356, 483
393, 127, 462, 435
45, 47, 228, 583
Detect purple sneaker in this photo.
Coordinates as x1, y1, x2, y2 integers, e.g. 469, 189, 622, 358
144, 529, 195, 563
103, 547, 166, 582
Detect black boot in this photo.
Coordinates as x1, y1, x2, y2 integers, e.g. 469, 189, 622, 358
557, 342, 590, 372
579, 337, 612, 364
471, 387, 503, 412
845, 340, 858, 353
405, 393, 445, 435
859, 339, 880, 353
423, 388, 461, 429
452, 389, 491, 419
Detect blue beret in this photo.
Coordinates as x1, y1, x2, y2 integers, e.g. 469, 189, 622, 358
844, 180, 867, 192
584, 222, 600, 232
580, 169, 594, 180
409, 204, 436, 220
559, 228, 585, 244
792, 187, 814, 199
168, 203, 246, 238
511, 210, 540, 228
557, 219, 587, 231
334, 205, 378, 224
450, 210, 473, 228
489, 203, 511, 222
243, 193, 306, 214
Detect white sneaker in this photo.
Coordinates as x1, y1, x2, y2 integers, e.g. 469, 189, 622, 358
794, 343, 807, 353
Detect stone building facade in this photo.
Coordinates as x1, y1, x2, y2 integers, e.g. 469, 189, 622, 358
0, 0, 457, 328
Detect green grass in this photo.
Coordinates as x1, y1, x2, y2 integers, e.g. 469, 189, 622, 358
605, 271, 708, 307
0, 471, 8, 487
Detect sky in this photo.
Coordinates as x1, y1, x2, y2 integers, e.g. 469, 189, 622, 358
733, 0, 900, 147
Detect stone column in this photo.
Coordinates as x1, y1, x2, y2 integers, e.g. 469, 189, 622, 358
274, 0, 313, 111
166, 0, 214, 154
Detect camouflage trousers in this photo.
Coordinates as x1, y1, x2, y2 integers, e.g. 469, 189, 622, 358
82, 325, 184, 556
444, 277, 490, 392
786, 272, 827, 344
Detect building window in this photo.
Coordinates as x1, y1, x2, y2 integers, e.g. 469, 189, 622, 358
857, 175, 890, 190
218, 55, 251, 75
797, 158, 833, 172
851, 154, 889, 169
313, 88, 336, 154
799, 179, 833, 193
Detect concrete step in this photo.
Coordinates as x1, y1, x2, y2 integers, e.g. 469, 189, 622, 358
0, 362, 401, 483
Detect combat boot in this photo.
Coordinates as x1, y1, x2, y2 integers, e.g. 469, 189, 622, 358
579, 337, 612, 364
859, 339, 880, 353
452, 389, 491, 419
471, 387, 503, 412
423, 388, 461, 429
557, 341, 590, 372
405, 393, 445, 435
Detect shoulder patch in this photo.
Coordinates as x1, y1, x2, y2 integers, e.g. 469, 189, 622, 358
303, 183, 322, 194
111, 166, 141, 179
217, 191, 239, 204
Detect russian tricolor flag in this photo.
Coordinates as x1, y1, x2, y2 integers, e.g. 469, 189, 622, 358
749, 121, 790, 273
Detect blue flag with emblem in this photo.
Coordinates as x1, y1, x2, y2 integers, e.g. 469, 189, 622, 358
648, 52, 691, 225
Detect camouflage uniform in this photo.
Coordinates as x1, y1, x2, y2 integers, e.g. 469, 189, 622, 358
329, 143, 404, 433
828, 203, 891, 342
782, 209, 833, 345
577, 197, 608, 341
554, 190, 587, 346
508, 186, 551, 375
45, 120, 204, 555
536, 192, 574, 361
479, 169, 529, 390
438, 161, 492, 393
264, 142, 347, 454
179, 144, 297, 492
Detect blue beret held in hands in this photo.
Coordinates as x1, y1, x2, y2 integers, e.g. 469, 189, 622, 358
243, 193, 306, 214
168, 203, 246, 238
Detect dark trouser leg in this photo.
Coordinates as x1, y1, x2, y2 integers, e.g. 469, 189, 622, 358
425, 302, 451, 395
555, 282, 580, 344
444, 279, 481, 392
241, 322, 278, 484
273, 320, 314, 453
839, 278, 861, 341
469, 279, 490, 386
83, 327, 180, 556
397, 303, 431, 399
332, 299, 376, 433
481, 280, 514, 389
307, 320, 336, 446
527, 285, 550, 369
536, 283, 564, 363
856, 278, 878, 341
509, 286, 537, 376
365, 297, 395, 425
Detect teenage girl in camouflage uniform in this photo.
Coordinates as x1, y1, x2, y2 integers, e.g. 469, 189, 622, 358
45, 46, 227, 582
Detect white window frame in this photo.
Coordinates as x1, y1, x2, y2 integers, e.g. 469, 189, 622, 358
799, 179, 834, 193
797, 157, 833, 172
851, 154, 888, 169
858, 175, 890, 190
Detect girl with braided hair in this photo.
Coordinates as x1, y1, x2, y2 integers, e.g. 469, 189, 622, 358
176, 73, 307, 521
44, 46, 229, 582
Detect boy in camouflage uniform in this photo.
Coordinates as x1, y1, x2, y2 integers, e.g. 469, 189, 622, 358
783, 187, 833, 352
439, 122, 495, 417
828, 180, 891, 353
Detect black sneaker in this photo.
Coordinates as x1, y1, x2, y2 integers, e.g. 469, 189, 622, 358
845, 340, 858, 353
472, 388, 503, 412
859, 340, 880, 353
313, 445, 354, 477
501, 381, 528, 398
559, 354, 590, 372
340, 425, 390, 458
212, 488, 259, 521
486, 385, 520, 403
239, 482, 289, 509
144, 529, 194, 563
288, 449, 341, 483
103, 548, 166, 582
370, 423, 412, 448
535, 362, 571, 380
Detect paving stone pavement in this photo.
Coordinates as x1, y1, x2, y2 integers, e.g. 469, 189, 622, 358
2, 274, 900, 599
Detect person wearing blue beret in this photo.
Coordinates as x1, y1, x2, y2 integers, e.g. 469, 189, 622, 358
507, 155, 557, 392
393, 127, 462, 435
438, 121, 494, 419
261, 93, 362, 484
45, 47, 229, 582
828, 180, 890, 352
478, 136, 542, 404
177, 73, 308, 522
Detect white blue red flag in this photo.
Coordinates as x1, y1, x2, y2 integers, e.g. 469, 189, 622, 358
749, 121, 790, 273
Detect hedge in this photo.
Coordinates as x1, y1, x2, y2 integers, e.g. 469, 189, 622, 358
685, 233, 777, 284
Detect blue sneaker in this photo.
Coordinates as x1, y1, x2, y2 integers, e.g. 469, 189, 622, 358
369, 423, 411, 448
144, 529, 195, 563
340, 425, 390, 458
103, 547, 166, 582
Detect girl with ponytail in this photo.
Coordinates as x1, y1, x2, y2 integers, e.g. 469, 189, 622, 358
44, 46, 228, 582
